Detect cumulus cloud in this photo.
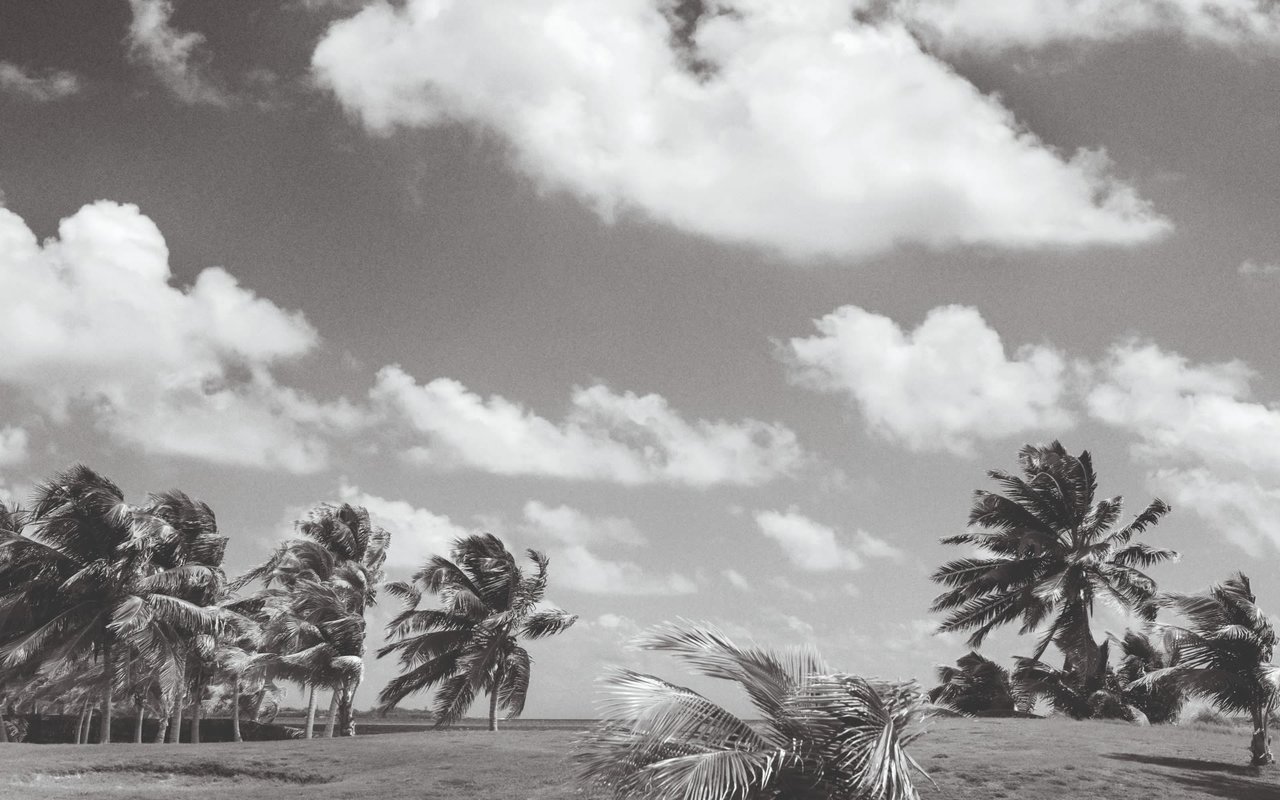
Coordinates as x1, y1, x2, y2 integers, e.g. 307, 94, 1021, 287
126, 0, 230, 106
897, 0, 1280, 52
785, 304, 1073, 456
338, 482, 470, 570
1087, 342, 1280, 553
0, 62, 81, 102
313, 0, 1167, 261
0, 200, 360, 472
371, 366, 804, 487
754, 507, 900, 572
0, 427, 29, 467
519, 500, 696, 595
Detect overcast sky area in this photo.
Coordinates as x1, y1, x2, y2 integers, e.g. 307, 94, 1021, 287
3, 0, 1280, 717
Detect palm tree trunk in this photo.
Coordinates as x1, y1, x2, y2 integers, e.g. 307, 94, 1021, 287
488, 664, 503, 733
339, 677, 359, 737
191, 696, 202, 745
154, 712, 169, 744
324, 689, 339, 738
304, 685, 318, 739
1252, 704, 1275, 766
232, 681, 242, 743
133, 700, 144, 744
76, 699, 90, 744
170, 691, 186, 743
99, 637, 113, 744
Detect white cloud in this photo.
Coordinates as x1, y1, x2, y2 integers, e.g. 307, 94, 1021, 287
0, 427, 28, 467
338, 482, 470, 570
518, 501, 696, 595
897, 0, 1280, 52
1087, 342, 1280, 553
754, 507, 900, 572
126, 0, 230, 106
722, 568, 751, 591
785, 304, 1072, 456
372, 366, 804, 487
769, 575, 818, 603
313, 0, 1167, 261
0, 200, 359, 473
1240, 259, 1280, 277
0, 62, 81, 101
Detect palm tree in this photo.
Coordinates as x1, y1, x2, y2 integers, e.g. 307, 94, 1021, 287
928, 651, 1016, 715
1133, 573, 1279, 766
1011, 640, 1143, 722
0, 471, 224, 744
931, 442, 1176, 677
377, 534, 576, 730
236, 503, 389, 737
577, 621, 934, 800
1113, 629, 1185, 724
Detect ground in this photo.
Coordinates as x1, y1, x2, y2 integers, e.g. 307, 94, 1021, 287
1, 717, 1278, 799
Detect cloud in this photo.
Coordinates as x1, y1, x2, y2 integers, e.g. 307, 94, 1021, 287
722, 568, 751, 591
0, 62, 81, 101
372, 366, 804, 487
126, 0, 230, 106
1087, 342, 1280, 553
0, 427, 28, 468
785, 304, 1073, 455
769, 575, 819, 603
313, 0, 1168, 261
338, 482, 470, 570
896, 0, 1280, 52
754, 507, 900, 572
519, 500, 697, 595
0, 199, 360, 472
1240, 259, 1280, 277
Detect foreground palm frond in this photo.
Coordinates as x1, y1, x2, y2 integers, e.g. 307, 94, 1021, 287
577, 621, 934, 800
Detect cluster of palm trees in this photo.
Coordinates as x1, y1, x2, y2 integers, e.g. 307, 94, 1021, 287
928, 441, 1280, 766
0, 465, 392, 744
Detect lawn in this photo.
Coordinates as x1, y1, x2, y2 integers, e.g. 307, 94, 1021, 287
2, 717, 1279, 800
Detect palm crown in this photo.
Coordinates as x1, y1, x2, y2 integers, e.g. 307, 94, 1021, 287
931, 442, 1176, 672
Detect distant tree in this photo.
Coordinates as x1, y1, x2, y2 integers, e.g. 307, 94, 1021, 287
1012, 639, 1142, 722
378, 534, 576, 731
928, 651, 1016, 715
1134, 573, 1279, 766
577, 621, 935, 800
931, 442, 1175, 677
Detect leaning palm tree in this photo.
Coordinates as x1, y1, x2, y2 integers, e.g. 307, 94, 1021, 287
928, 651, 1016, 715
1113, 628, 1185, 724
577, 622, 934, 800
236, 503, 389, 737
931, 442, 1175, 677
1133, 573, 1279, 766
377, 533, 576, 730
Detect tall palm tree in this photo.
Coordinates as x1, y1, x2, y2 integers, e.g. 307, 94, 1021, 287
236, 503, 389, 737
378, 534, 576, 730
928, 651, 1015, 715
577, 622, 934, 800
1134, 573, 1279, 766
931, 442, 1175, 676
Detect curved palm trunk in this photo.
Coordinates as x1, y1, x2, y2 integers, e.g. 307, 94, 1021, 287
154, 713, 169, 744
232, 681, 242, 743
1252, 705, 1275, 766
324, 689, 339, 737
304, 686, 318, 739
76, 699, 90, 744
338, 677, 359, 737
99, 638, 113, 744
488, 664, 504, 733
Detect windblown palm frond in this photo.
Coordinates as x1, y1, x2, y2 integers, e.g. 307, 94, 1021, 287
928, 651, 1015, 715
932, 442, 1174, 676
578, 621, 934, 800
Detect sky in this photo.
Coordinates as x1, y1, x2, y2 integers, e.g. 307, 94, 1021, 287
2, 0, 1280, 718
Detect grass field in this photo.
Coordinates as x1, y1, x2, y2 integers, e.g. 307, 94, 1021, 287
2, 717, 1279, 800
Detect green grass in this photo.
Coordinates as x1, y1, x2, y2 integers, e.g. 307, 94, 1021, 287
2, 717, 1279, 799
